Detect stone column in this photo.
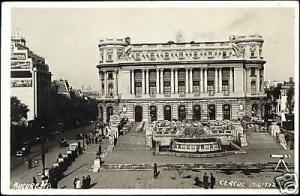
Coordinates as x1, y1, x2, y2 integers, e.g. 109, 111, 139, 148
142, 70, 145, 94
229, 67, 233, 93
218, 68, 222, 93
204, 68, 207, 93
200, 68, 203, 93
214, 68, 218, 94
171, 68, 174, 94
256, 68, 260, 93
145, 69, 149, 94
99, 71, 102, 96
113, 71, 117, 95
131, 70, 135, 95
261, 68, 264, 92
246, 68, 251, 93
175, 69, 178, 93
185, 68, 189, 93
156, 69, 160, 94
104, 71, 107, 96
189, 68, 193, 93
160, 69, 164, 94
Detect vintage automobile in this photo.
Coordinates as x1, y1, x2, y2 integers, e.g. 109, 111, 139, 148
16, 145, 30, 157
59, 137, 68, 147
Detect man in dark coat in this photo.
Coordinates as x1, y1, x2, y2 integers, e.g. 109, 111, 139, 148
86, 175, 91, 188
203, 172, 209, 189
153, 163, 160, 178
82, 176, 87, 189
210, 173, 215, 189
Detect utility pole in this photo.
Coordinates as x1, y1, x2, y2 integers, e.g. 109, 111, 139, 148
82, 126, 85, 151
41, 126, 45, 175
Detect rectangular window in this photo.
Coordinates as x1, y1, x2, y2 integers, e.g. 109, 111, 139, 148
108, 72, 113, 80
135, 82, 142, 96
164, 81, 170, 87
207, 80, 214, 96
222, 80, 229, 95
107, 54, 113, 62
251, 81, 256, 94
193, 81, 199, 86
250, 68, 256, 76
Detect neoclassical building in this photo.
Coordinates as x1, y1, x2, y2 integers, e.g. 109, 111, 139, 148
96, 35, 266, 123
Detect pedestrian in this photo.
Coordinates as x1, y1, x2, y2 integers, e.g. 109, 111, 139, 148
194, 177, 201, 186
73, 178, 77, 188
210, 173, 215, 189
32, 176, 37, 185
86, 175, 91, 188
51, 177, 58, 189
203, 172, 209, 189
82, 176, 87, 189
153, 163, 160, 178
58, 153, 62, 158
28, 158, 32, 169
98, 143, 102, 155
75, 178, 81, 189
95, 135, 98, 144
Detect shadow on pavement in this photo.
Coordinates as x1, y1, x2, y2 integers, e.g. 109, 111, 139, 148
62, 163, 89, 179
90, 182, 98, 188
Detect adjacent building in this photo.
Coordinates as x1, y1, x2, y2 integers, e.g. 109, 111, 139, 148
11, 34, 51, 121
96, 35, 266, 123
52, 79, 71, 98
276, 77, 295, 115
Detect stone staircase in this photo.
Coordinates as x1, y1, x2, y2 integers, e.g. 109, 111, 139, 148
114, 122, 147, 151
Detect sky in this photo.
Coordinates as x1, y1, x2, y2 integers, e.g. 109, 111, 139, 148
11, 6, 296, 90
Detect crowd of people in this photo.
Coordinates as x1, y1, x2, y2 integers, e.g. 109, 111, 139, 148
73, 175, 92, 189
194, 172, 216, 189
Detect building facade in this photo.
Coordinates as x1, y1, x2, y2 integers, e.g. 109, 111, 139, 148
11, 35, 51, 121
96, 35, 266, 123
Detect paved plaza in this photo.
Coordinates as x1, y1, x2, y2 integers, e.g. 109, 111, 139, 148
10, 122, 294, 189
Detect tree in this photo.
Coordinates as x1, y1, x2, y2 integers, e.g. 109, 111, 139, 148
11, 96, 29, 125
286, 86, 294, 114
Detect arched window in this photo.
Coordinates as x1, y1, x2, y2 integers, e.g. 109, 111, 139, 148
223, 104, 231, 120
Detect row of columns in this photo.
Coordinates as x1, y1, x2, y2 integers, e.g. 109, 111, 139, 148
130, 68, 234, 95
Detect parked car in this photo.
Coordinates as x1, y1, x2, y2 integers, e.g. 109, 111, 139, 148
16, 144, 30, 157
59, 137, 68, 147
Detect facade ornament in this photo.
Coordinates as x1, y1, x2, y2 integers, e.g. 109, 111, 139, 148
232, 43, 245, 57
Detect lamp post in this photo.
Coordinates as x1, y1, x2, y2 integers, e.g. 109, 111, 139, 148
82, 126, 85, 151
41, 126, 45, 176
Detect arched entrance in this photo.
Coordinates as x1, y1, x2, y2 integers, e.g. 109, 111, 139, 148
223, 104, 231, 120
208, 104, 216, 120
164, 105, 172, 121
178, 105, 186, 121
193, 105, 201, 120
135, 105, 143, 122
98, 106, 103, 122
106, 106, 113, 123
149, 105, 157, 122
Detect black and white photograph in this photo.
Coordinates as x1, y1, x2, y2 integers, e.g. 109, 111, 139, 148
1, 1, 299, 195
